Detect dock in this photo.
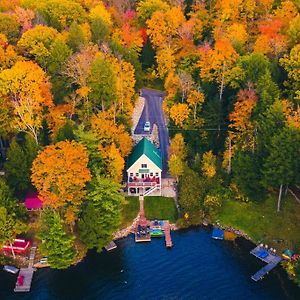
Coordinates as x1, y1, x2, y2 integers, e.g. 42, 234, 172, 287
250, 245, 282, 281
135, 195, 151, 242
163, 220, 172, 248
105, 241, 117, 251
14, 246, 36, 292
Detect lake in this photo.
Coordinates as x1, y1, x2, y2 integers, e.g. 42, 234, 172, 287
1, 227, 300, 300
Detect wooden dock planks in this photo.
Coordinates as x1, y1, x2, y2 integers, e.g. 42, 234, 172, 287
250, 245, 282, 281
105, 241, 117, 251
163, 221, 172, 248
14, 246, 36, 292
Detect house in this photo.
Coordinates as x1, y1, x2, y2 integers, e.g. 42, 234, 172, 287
127, 137, 162, 196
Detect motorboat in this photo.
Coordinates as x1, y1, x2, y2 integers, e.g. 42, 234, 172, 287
3, 265, 19, 274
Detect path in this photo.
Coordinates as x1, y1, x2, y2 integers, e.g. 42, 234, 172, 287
135, 89, 169, 176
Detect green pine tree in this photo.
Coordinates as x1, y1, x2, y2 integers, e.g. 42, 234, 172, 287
78, 176, 123, 252
39, 209, 75, 269
262, 127, 300, 212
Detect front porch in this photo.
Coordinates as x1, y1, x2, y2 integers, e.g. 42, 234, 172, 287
127, 181, 161, 196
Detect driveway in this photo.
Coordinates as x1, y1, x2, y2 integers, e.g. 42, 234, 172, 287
134, 88, 169, 177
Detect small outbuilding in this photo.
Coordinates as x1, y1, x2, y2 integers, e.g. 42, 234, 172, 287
24, 193, 43, 210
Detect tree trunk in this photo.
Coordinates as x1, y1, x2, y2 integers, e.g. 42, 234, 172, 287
227, 137, 231, 174
0, 137, 5, 160
9, 241, 16, 259
277, 184, 283, 212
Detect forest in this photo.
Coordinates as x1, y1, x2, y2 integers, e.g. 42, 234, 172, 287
0, 0, 299, 285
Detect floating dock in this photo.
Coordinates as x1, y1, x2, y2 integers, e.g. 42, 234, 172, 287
250, 245, 282, 281
212, 228, 224, 240
163, 220, 172, 248
14, 246, 36, 292
105, 241, 117, 251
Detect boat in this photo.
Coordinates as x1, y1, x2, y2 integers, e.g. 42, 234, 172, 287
3, 265, 19, 274
150, 229, 164, 237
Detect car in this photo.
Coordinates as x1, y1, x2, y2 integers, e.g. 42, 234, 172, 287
143, 121, 151, 132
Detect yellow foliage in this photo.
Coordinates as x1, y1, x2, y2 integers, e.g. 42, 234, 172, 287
202, 151, 217, 178
89, 2, 112, 26
169, 133, 187, 160
169, 103, 189, 127
91, 112, 132, 157
99, 143, 124, 183
156, 48, 176, 78
0, 61, 53, 141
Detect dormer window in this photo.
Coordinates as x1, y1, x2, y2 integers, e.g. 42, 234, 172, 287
141, 164, 147, 168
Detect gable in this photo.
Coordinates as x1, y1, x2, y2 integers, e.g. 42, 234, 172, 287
127, 138, 162, 170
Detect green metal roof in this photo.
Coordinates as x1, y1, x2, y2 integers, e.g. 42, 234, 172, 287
127, 138, 162, 170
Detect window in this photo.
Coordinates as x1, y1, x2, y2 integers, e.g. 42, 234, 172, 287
155, 172, 159, 176
141, 164, 147, 168
136, 173, 139, 177
150, 173, 153, 176
130, 173, 133, 176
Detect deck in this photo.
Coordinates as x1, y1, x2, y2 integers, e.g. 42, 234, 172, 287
250, 245, 282, 281
163, 221, 172, 248
105, 241, 117, 251
14, 246, 36, 292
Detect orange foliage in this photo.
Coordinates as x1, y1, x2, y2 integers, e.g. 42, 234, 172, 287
91, 111, 132, 157
47, 104, 73, 138
229, 88, 257, 150
31, 141, 91, 213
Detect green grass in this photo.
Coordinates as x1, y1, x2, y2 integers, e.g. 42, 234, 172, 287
120, 196, 139, 228
144, 196, 178, 223
218, 194, 300, 252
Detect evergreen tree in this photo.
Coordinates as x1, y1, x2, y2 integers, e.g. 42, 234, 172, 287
4, 135, 38, 192
0, 179, 27, 258
78, 176, 123, 252
262, 127, 300, 212
39, 209, 75, 269
5, 139, 28, 192
232, 149, 265, 201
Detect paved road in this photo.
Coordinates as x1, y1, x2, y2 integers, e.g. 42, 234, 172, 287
134, 88, 169, 177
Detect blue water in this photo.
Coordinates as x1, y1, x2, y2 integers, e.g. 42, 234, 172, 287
1, 227, 300, 300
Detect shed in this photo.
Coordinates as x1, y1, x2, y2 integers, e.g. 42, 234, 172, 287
24, 193, 43, 210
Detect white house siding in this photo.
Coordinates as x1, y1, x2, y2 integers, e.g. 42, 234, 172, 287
127, 154, 162, 196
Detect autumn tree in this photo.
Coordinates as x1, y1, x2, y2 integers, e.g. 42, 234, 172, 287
187, 90, 205, 121
168, 133, 187, 181
37, 0, 86, 31
198, 39, 239, 102
14, 6, 34, 33
91, 111, 132, 157
201, 151, 217, 178
17, 25, 72, 74
229, 88, 258, 151
169, 103, 190, 127
0, 61, 53, 144
31, 141, 91, 222
0, 13, 20, 43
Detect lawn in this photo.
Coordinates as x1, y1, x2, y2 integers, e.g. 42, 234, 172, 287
120, 196, 139, 228
218, 194, 300, 252
144, 196, 178, 223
